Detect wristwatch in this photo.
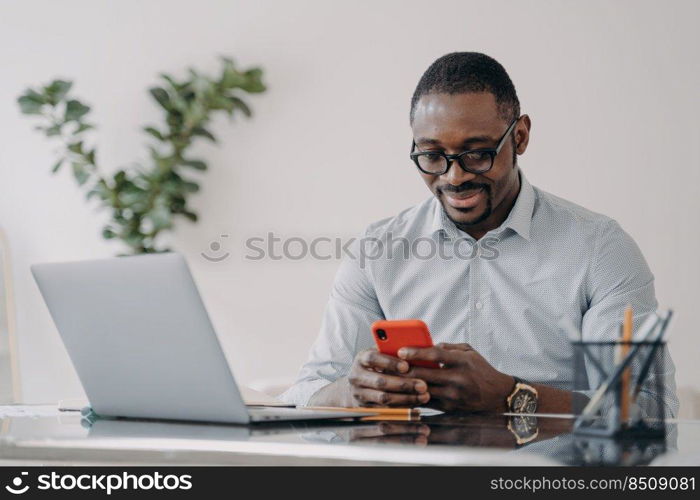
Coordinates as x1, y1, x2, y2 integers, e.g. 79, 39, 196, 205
506, 376, 538, 414
507, 415, 539, 445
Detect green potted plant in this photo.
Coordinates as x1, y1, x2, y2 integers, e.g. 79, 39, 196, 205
18, 57, 266, 254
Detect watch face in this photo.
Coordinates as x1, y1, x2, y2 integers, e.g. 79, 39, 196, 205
512, 388, 537, 413
508, 416, 539, 445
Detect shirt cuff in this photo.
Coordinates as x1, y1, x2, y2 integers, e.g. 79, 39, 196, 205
277, 378, 334, 407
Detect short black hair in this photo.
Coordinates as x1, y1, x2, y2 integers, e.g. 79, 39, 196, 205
410, 52, 520, 124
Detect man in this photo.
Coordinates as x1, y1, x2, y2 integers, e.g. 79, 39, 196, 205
281, 52, 677, 416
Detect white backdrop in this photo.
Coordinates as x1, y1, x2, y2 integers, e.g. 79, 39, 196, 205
1, 0, 698, 412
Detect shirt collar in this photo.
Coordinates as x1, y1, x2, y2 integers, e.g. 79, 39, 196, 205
428, 169, 535, 241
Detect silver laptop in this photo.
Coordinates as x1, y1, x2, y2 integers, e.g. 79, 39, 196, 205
31, 253, 363, 424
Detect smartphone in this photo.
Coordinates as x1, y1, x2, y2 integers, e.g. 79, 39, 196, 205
371, 319, 439, 368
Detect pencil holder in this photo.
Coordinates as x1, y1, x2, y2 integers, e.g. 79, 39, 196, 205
571, 340, 668, 438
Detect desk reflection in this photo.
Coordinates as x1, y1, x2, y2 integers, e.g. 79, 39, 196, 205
81, 412, 674, 466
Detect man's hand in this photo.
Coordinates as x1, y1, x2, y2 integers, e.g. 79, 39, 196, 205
347, 348, 431, 407
398, 343, 515, 413
346, 422, 431, 446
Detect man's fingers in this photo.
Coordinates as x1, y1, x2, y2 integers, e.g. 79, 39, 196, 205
437, 342, 474, 351
353, 434, 429, 446
397, 346, 461, 365
347, 427, 388, 440
378, 422, 431, 436
353, 387, 431, 407
424, 384, 460, 403
358, 350, 409, 373
349, 370, 428, 394
405, 365, 453, 385
348, 424, 428, 440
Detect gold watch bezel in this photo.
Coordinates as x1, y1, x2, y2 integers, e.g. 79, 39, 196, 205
507, 415, 539, 445
506, 381, 538, 414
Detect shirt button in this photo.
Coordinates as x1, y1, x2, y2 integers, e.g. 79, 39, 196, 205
475, 301, 483, 310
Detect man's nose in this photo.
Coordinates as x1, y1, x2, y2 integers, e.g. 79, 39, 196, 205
442, 159, 477, 186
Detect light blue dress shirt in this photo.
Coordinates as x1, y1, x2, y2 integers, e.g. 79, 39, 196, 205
280, 171, 678, 416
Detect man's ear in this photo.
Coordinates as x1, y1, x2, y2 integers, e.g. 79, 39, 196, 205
515, 114, 531, 155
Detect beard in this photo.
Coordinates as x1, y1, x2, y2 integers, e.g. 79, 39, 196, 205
437, 182, 493, 229
442, 196, 493, 229
438, 152, 518, 230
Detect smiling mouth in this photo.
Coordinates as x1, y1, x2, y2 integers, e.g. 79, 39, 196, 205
442, 187, 485, 209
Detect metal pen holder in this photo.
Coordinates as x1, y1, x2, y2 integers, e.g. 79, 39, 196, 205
572, 340, 667, 438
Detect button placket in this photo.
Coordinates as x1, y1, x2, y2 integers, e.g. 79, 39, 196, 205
471, 240, 495, 357
468, 243, 479, 346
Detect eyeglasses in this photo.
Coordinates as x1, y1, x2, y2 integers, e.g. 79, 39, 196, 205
410, 117, 519, 176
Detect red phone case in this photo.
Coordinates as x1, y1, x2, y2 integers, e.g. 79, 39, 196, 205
371, 319, 439, 368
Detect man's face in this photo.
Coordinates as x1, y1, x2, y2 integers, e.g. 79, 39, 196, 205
411, 92, 529, 229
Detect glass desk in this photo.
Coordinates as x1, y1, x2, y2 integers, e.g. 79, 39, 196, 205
1, 406, 698, 466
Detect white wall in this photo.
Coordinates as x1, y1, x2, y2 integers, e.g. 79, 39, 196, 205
1, 0, 698, 410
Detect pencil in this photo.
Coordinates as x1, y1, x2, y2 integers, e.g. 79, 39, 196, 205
360, 414, 421, 422
304, 406, 419, 417
620, 305, 633, 423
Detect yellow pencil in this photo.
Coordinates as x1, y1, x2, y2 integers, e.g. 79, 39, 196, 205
620, 305, 633, 423
360, 413, 421, 422
304, 406, 419, 417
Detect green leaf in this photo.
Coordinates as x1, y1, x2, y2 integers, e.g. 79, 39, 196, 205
114, 170, 127, 185
149, 87, 171, 110
152, 152, 177, 170
222, 66, 246, 88
72, 163, 90, 185
45, 80, 73, 103
160, 74, 185, 91
191, 127, 216, 142
245, 67, 263, 80
65, 99, 90, 121
181, 159, 207, 170
184, 101, 206, 125
17, 95, 44, 115
118, 189, 146, 207
210, 95, 235, 113
75, 123, 94, 133
18, 88, 49, 114
68, 141, 83, 154
124, 232, 146, 249
102, 227, 116, 239
45, 124, 62, 136
182, 211, 198, 222
242, 80, 266, 93
51, 159, 64, 173
24, 88, 47, 103
229, 96, 252, 117
144, 126, 165, 141
241, 68, 266, 93
147, 203, 172, 230
85, 149, 96, 165
183, 181, 200, 192
86, 184, 109, 201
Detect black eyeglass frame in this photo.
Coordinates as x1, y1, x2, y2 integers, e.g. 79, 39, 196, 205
410, 117, 520, 176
